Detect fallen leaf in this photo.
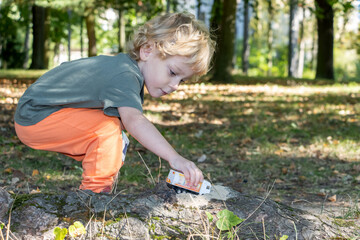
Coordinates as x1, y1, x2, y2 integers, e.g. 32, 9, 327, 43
4, 168, 12, 173
32, 169, 39, 176
328, 195, 336, 202
281, 167, 288, 174
30, 188, 41, 194
298, 176, 306, 181
275, 179, 284, 184
275, 149, 284, 155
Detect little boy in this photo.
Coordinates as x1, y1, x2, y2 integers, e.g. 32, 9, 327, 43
14, 12, 215, 193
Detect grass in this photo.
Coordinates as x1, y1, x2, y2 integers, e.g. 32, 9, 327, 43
0, 69, 46, 80
0, 76, 360, 237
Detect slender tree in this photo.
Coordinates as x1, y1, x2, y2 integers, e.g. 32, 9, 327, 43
315, 0, 334, 80
266, 0, 274, 76
85, 7, 97, 57
242, 0, 250, 75
297, 6, 306, 78
30, 4, 49, 69
288, 0, 299, 77
211, 0, 238, 82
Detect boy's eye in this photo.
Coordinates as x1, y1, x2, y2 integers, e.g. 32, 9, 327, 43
170, 69, 176, 76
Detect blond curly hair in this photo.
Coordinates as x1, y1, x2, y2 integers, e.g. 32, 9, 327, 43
127, 12, 215, 76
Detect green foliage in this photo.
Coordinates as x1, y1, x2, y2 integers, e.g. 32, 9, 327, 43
53, 221, 86, 239
215, 209, 244, 231
53, 227, 67, 240
206, 211, 214, 222
0, 1, 28, 68
68, 221, 86, 238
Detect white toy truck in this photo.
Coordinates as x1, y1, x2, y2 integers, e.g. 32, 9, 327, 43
166, 169, 211, 195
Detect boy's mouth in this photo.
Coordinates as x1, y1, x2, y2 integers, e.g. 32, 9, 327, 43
161, 90, 168, 95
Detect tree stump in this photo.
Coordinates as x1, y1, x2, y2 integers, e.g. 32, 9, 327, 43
0, 182, 356, 239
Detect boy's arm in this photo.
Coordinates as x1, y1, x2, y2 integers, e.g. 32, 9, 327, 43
118, 106, 204, 186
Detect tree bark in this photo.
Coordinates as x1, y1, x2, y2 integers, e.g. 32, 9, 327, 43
30, 5, 48, 69
85, 8, 97, 57
67, 9, 72, 61
117, 9, 126, 53
288, 0, 299, 78
80, 16, 84, 58
212, 0, 237, 82
297, 7, 306, 78
23, 20, 30, 69
242, 0, 250, 75
266, 0, 274, 77
315, 0, 334, 80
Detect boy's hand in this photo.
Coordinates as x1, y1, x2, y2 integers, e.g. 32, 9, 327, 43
169, 156, 204, 187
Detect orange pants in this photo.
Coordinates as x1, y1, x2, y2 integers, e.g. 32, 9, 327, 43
15, 108, 124, 193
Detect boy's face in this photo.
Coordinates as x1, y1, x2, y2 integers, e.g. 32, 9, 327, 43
138, 44, 195, 98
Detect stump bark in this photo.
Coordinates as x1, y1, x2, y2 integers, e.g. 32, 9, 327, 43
0, 183, 356, 239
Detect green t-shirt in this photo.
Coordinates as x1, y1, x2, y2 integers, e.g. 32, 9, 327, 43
15, 53, 144, 126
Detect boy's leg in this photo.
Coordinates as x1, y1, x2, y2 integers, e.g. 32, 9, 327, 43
15, 108, 124, 193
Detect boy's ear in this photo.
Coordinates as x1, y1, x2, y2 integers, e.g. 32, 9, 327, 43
139, 42, 154, 61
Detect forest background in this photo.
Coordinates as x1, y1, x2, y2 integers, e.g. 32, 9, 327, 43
0, 0, 359, 82
0, 1, 360, 236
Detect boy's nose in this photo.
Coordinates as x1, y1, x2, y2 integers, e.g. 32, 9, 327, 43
169, 80, 180, 91
169, 84, 179, 91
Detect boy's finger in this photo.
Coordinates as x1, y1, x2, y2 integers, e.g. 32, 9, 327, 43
183, 169, 190, 183
195, 169, 203, 186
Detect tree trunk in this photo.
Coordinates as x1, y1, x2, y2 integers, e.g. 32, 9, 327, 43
23, 20, 30, 69
315, 0, 334, 80
212, 0, 237, 82
44, 8, 50, 69
197, 0, 205, 21
166, 0, 171, 13
1, 183, 357, 239
310, 15, 317, 72
266, 0, 273, 77
242, 0, 250, 75
67, 9, 72, 61
30, 5, 48, 69
297, 7, 306, 78
288, 0, 299, 78
85, 8, 97, 57
80, 16, 84, 58
117, 9, 126, 53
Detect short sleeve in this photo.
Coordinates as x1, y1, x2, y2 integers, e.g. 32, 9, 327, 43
99, 71, 144, 117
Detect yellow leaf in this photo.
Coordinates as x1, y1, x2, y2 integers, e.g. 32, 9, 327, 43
328, 195, 336, 202
275, 179, 284, 184
4, 168, 12, 173
275, 149, 283, 155
46, 175, 51, 180
32, 169, 39, 176
30, 188, 41, 194
298, 176, 306, 181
